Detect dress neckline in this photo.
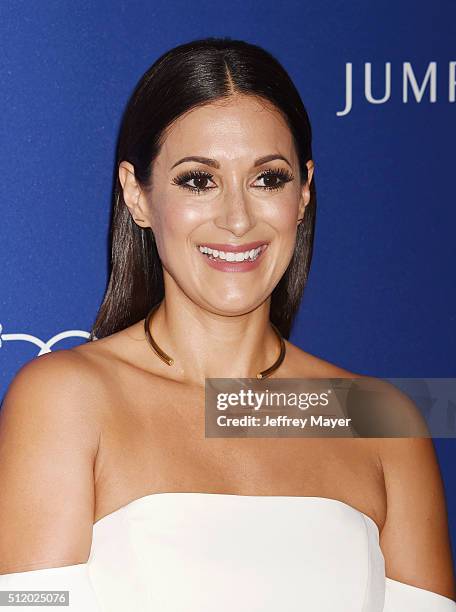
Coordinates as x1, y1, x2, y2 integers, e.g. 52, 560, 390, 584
93, 491, 381, 536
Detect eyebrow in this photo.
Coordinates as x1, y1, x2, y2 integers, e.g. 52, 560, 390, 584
170, 153, 291, 170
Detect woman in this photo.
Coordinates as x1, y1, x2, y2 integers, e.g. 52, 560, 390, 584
0, 37, 454, 611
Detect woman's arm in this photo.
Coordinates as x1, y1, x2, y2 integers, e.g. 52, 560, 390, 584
0, 350, 104, 609
379, 434, 456, 603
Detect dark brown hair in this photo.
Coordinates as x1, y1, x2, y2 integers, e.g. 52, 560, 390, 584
89, 36, 317, 341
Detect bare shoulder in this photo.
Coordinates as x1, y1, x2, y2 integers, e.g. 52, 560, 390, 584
283, 339, 362, 379
282, 339, 382, 454
350, 377, 455, 597
378, 434, 455, 597
70, 319, 149, 378
0, 349, 107, 573
1, 347, 110, 427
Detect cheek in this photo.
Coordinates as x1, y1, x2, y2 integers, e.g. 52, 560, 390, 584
265, 197, 300, 264
152, 199, 205, 254
263, 194, 299, 236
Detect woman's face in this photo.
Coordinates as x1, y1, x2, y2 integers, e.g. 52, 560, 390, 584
123, 94, 314, 317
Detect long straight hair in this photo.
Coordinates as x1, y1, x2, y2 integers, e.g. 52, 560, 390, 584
89, 37, 317, 341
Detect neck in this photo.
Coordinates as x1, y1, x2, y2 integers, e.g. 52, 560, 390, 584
143, 291, 283, 386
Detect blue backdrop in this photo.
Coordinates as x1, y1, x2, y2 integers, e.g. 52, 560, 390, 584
1, 0, 455, 566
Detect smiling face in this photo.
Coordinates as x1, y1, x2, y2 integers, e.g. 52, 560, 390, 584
120, 94, 314, 316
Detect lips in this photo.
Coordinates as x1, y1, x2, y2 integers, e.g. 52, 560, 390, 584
196, 240, 269, 273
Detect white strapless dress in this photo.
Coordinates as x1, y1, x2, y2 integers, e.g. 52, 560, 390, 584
1, 493, 455, 611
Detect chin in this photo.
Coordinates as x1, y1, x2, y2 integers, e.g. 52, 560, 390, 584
202, 296, 267, 318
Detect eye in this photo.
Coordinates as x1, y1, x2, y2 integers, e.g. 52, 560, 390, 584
253, 167, 295, 191
172, 170, 217, 195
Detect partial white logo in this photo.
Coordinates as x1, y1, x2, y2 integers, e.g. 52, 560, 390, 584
0, 323, 93, 356
337, 61, 456, 116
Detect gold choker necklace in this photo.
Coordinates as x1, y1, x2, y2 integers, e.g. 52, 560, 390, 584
144, 302, 286, 379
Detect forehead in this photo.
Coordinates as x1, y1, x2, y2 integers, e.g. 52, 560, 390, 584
158, 95, 296, 164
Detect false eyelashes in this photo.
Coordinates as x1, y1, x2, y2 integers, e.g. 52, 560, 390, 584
172, 167, 295, 195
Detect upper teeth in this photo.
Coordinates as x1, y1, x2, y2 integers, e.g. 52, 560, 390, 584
198, 245, 264, 262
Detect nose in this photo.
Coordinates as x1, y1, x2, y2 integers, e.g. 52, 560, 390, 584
213, 183, 256, 237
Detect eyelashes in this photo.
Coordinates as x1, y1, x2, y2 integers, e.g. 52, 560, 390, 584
171, 167, 295, 195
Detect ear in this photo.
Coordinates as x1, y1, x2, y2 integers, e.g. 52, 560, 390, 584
118, 161, 152, 229
297, 160, 315, 225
